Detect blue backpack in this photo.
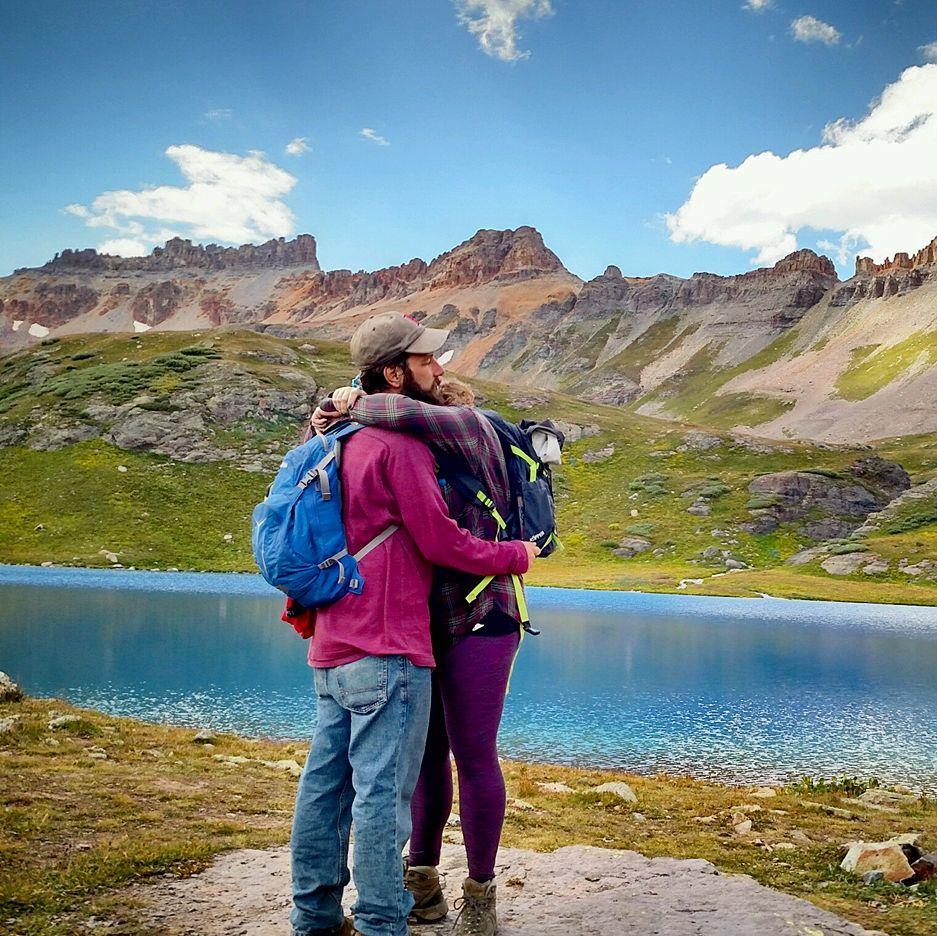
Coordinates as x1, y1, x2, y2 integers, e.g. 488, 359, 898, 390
252, 422, 397, 608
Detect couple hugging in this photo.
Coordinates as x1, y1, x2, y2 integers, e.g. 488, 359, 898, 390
284, 312, 561, 936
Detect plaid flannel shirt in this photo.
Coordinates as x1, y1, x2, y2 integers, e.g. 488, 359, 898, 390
349, 393, 524, 642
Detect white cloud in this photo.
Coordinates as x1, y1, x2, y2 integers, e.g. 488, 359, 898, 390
790, 15, 841, 45
285, 136, 311, 156
98, 238, 150, 257
204, 108, 233, 121
455, 0, 553, 62
359, 127, 390, 146
742, 0, 773, 11
66, 145, 297, 257
921, 40, 937, 63
666, 65, 937, 270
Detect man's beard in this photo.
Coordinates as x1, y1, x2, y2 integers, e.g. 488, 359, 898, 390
402, 366, 443, 405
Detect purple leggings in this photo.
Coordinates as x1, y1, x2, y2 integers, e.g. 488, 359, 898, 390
408, 630, 520, 882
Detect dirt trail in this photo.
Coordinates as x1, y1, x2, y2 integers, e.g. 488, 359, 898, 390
126, 843, 885, 936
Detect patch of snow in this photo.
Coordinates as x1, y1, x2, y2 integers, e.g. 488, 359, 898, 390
12, 319, 23, 331
28, 323, 50, 338
133, 320, 151, 333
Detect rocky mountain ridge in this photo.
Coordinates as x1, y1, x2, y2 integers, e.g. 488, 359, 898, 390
3, 228, 937, 443
20, 234, 321, 274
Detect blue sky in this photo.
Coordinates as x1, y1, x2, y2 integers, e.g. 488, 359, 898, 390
2, 0, 936, 279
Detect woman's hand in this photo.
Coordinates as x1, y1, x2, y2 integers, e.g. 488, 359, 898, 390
331, 386, 365, 414
521, 542, 542, 563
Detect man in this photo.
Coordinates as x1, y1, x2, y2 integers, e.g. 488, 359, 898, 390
313, 312, 531, 936
291, 312, 537, 936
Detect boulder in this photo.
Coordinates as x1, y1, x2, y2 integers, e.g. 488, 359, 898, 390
677, 431, 722, 452
551, 420, 601, 443
821, 554, 869, 576
582, 444, 615, 463
48, 714, 82, 730
786, 546, 830, 566
912, 852, 937, 882
192, 729, 217, 744
0, 671, 23, 703
213, 754, 253, 766
0, 715, 21, 734
613, 537, 652, 559
537, 781, 576, 794
26, 422, 100, 450
862, 559, 889, 575
593, 781, 638, 803
261, 758, 303, 778
858, 788, 920, 808
841, 841, 916, 883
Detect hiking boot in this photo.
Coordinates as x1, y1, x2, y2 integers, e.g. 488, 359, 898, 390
451, 877, 497, 935
405, 864, 449, 923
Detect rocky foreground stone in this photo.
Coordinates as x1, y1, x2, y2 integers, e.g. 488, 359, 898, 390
125, 843, 885, 936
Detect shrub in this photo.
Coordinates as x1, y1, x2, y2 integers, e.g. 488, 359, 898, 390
692, 482, 731, 500
746, 494, 782, 510
787, 775, 880, 796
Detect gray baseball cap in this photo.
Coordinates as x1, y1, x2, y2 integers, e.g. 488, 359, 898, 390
350, 312, 449, 367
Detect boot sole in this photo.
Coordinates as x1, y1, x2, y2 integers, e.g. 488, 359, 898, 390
407, 896, 449, 924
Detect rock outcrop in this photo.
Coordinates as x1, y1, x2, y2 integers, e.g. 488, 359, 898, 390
855, 236, 937, 276
124, 842, 884, 936
743, 457, 911, 539
832, 236, 937, 307
20, 234, 321, 274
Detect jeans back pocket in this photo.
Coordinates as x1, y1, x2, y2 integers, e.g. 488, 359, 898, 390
335, 656, 389, 714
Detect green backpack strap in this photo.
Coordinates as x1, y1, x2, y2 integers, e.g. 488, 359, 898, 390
509, 444, 539, 483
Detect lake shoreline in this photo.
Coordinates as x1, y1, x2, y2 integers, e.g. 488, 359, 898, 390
5, 560, 937, 610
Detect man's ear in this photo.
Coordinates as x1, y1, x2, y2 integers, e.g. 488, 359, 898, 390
383, 364, 405, 390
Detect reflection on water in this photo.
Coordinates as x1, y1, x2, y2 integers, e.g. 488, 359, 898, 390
1, 566, 936, 789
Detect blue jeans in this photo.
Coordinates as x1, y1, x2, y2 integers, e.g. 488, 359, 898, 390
291, 655, 432, 936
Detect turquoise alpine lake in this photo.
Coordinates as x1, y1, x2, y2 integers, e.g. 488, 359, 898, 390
2, 565, 936, 790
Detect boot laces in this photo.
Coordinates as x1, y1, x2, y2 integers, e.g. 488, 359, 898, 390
451, 893, 492, 935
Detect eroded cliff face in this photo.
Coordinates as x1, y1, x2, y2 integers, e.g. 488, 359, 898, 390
831, 236, 937, 307
22, 234, 321, 274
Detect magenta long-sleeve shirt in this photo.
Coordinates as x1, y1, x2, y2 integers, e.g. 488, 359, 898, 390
309, 427, 530, 669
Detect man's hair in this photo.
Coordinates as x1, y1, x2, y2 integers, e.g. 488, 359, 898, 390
358, 351, 409, 394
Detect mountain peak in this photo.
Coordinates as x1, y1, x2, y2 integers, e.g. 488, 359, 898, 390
424, 226, 567, 289
771, 249, 836, 277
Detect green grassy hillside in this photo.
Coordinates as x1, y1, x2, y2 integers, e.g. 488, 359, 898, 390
2, 329, 937, 604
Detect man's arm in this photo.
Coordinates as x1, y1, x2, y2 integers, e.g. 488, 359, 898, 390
386, 440, 534, 575
349, 393, 489, 465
